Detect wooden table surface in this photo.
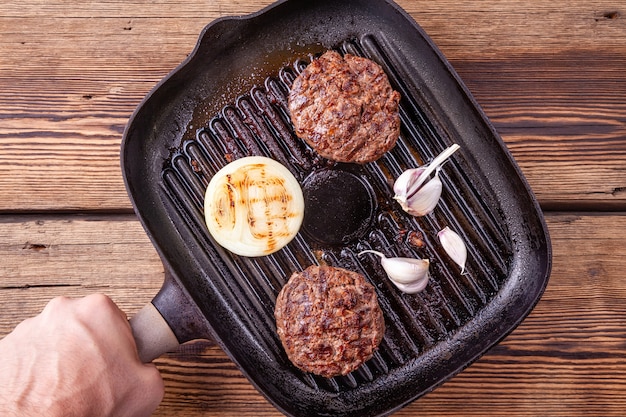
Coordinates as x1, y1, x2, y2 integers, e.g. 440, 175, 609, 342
1, 0, 625, 416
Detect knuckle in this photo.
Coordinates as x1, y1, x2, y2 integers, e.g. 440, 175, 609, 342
44, 295, 71, 312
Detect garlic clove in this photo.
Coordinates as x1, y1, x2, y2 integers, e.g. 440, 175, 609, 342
393, 144, 460, 217
393, 167, 427, 202
391, 274, 430, 294
437, 226, 467, 274
380, 256, 430, 284
359, 250, 430, 293
401, 168, 443, 216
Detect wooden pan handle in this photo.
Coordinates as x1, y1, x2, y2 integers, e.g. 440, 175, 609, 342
129, 302, 180, 363
129, 268, 213, 362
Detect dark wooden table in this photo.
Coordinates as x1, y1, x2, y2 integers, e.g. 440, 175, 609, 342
1, 1, 626, 415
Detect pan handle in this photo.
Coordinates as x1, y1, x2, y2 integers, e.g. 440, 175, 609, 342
129, 302, 180, 363
129, 269, 213, 363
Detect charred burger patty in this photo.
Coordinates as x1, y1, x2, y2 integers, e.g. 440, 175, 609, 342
288, 50, 401, 164
274, 265, 385, 378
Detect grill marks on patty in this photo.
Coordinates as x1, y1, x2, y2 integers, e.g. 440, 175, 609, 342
275, 265, 385, 378
288, 50, 401, 164
275, 51, 395, 377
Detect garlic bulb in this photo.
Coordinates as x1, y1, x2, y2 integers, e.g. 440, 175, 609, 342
359, 250, 430, 294
204, 156, 304, 257
393, 144, 460, 216
437, 226, 467, 274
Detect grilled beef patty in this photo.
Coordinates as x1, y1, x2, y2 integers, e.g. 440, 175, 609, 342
288, 50, 401, 164
274, 265, 385, 378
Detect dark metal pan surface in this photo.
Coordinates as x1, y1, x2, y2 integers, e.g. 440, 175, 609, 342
121, 0, 552, 416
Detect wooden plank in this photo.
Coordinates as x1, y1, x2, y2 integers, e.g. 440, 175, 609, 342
0, 0, 271, 18
453, 52, 626, 208
0, 215, 162, 333
1, 212, 626, 415
1, 0, 625, 211
394, 0, 626, 209
399, 1, 626, 54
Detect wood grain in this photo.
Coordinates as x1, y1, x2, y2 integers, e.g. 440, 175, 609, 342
2, 213, 626, 416
0, 215, 161, 333
0, 0, 625, 211
2, 1, 626, 416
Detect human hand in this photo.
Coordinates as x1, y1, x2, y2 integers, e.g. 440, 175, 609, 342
0, 294, 164, 417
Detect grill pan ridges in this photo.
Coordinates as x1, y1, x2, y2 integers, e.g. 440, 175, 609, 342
163, 36, 510, 391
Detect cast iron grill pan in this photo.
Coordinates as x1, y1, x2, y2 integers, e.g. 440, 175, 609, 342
121, 1, 551, 416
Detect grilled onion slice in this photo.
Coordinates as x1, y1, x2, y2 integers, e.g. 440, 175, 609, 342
204, 156, 304, 257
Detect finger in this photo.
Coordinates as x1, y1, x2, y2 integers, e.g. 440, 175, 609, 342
79, 294, 129, 323
139, 363, 165, 413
